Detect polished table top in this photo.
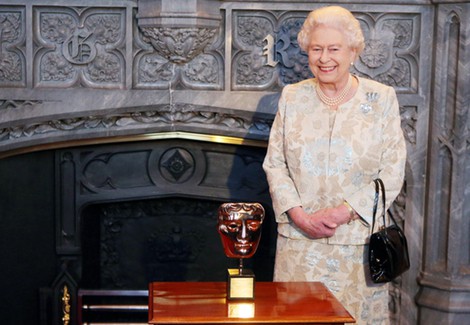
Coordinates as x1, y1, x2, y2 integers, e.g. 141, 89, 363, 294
148, 281, 355, 324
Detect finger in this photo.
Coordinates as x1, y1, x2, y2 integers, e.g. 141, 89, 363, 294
324, 222, 337, 229
324, 228, 336, 238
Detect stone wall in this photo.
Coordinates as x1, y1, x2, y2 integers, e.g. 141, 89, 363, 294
0, 1, 469, 324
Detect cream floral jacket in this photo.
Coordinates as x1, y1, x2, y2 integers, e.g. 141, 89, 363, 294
262, 77, 407, 245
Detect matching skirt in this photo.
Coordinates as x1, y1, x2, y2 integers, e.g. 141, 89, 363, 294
274, 234, 390, 325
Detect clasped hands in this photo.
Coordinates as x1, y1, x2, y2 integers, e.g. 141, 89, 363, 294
288, 204, 354, 239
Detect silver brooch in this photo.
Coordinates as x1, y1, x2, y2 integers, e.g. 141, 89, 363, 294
360, 92, 379, 114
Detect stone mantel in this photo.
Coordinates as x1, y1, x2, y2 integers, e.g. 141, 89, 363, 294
0, 0, 434, 158
0, 87, 278, 158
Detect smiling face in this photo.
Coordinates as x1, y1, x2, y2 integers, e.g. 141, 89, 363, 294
217, 203, 265, 259
307, 25, 357, 88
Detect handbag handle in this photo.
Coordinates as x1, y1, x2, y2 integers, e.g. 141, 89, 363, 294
371, 178, 399, 233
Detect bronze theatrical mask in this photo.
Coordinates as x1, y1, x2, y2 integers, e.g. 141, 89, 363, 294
217, 202, 265, 259
217, 202, 265, 300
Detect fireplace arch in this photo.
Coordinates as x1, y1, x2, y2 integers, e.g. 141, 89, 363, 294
50, 133, 275, 323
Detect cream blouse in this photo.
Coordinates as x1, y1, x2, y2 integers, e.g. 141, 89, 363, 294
262, 76, 407, 245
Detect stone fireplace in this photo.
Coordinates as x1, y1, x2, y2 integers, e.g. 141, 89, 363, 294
1, 1, 469, 324
54, 137, 276, 323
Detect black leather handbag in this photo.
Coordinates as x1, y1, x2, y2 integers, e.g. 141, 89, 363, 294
368, 178, 410, 283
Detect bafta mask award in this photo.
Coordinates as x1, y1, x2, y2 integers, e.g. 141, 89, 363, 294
217, 202, 265, 300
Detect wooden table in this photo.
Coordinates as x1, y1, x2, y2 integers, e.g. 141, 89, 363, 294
148, 281, 355, 324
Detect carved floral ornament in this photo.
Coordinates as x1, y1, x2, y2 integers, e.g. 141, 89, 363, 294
137, 0, 222, 65
0, 104, 272, 144
0, 11, 23, 83
139, 26, 218, 65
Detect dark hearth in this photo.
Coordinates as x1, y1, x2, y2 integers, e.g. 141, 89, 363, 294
81, 197, 275, 290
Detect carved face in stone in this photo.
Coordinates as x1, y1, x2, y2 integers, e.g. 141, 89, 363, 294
217, 202, 265, 259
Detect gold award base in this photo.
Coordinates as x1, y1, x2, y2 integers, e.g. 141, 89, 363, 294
227, 268, 255, 300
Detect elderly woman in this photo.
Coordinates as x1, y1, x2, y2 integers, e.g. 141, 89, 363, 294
262, 6, 406, 324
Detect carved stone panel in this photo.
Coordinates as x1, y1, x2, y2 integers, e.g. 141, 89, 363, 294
134, 26, 224, 89
354, 12, 420, 92
0, 7, 26, 87
33, 6, 126, 88
232, 11, 316, 91
231, 9, 421, 92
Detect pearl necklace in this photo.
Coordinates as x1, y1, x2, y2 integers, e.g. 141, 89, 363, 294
316, 75, 353, 107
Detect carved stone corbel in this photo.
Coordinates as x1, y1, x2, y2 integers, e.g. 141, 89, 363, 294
137, 0, 221, 64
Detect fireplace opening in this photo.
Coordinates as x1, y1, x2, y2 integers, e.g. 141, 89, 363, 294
81, 196, 276, 289
52, 136, 276, 323
79, 196, 276, 322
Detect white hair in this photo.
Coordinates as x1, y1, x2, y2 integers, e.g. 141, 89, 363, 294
297, 6, 365, 57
